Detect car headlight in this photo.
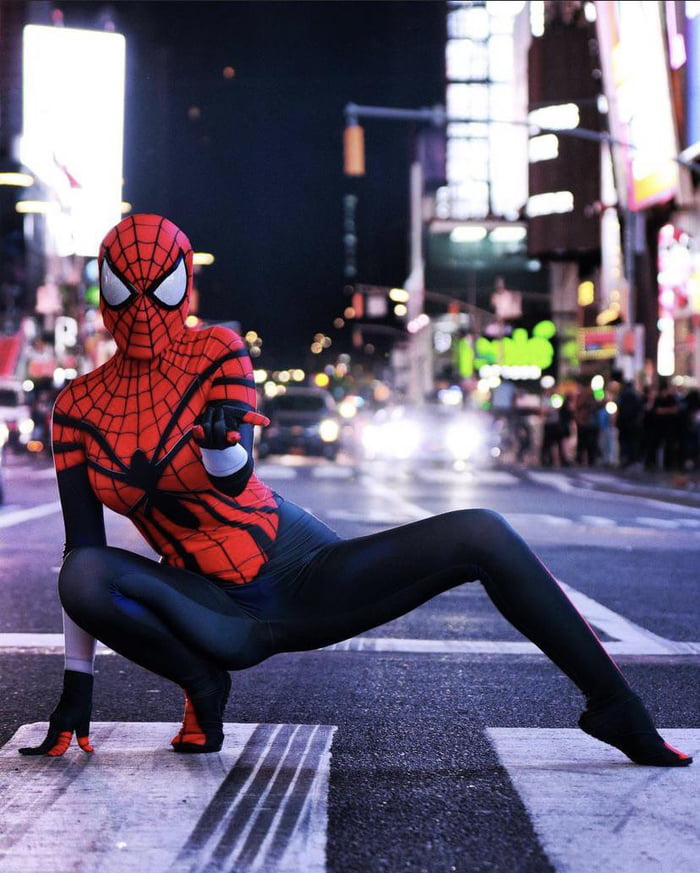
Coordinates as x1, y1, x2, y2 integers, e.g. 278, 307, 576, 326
0, 422, 8, 445
394, 420, 422, 458
445, 423, 482, 460
363, 419, 421, 459
319, 418, 340, 443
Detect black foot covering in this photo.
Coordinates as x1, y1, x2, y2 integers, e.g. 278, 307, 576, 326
579, 691, 693, 767
172, 671, 231, 754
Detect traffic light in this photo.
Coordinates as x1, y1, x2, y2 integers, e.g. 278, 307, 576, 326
343, 124, 365, 176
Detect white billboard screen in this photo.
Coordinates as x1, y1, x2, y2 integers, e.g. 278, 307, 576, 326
21, 25, 125, 256
596, 1, 679, 211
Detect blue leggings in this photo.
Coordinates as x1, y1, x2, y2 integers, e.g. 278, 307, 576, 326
58, 509, 629, 705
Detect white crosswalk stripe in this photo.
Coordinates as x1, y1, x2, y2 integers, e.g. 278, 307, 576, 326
580, 514, 617, 527
488, 728, 700, 873
0, 722, 336, 873
0, 501, 62, 529
635, 516, 687, 529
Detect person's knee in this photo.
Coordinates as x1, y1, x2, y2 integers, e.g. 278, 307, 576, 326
447, 508, 512, 550
58, 546, 111, 615
463, 507, 508, 533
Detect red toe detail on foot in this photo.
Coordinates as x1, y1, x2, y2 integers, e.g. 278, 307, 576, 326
664, 742, 692, 761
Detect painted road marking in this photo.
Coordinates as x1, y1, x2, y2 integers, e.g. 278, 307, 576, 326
361, 473, 700, 535
0, 633, 114, 654
324, 636, 700, 656
3, 630, 699, 657
526, 471, 579, 493
412, 468, 520, 485
636, 515, 687, 529
3, 493, 698, 539
0, 500, 61, 529
580, 514, 617, 526
487, 728, 700, 873
328, 579, 699, 656
3, 463, 55, 479
557, 581, 698, 655
310, 465, 355, 479
328, 507, 700, 536
3, 575, 699, 658
0, 721, 336, 873
253, 463, 298, 479
327, 508, 421, 526
255, 463, 355, 481
362, 478, 431, 521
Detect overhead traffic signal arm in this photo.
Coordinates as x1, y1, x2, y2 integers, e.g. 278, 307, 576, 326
342, 102, 446, 178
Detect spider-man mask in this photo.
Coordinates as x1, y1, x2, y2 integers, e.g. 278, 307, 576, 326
98, 214, 194, 360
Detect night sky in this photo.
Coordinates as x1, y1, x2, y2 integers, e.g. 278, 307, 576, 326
57, 1, 447, 366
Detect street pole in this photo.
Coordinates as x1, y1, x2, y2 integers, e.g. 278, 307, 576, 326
344, 103, 445, 404
404, 158, 431, 405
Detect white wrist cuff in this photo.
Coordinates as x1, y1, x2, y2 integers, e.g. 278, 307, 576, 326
201, 443, 248, 477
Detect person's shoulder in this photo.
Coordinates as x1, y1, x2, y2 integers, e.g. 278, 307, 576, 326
196, 323, 247, 353
53, 368, 104, 412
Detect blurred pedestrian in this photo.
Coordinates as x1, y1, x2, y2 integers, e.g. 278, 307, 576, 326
574, 384, 600, 466
639, 385, 654, 466
615, 381, 644, 468
558, 392, 575, 465
645, 378, 680, 470
18, 214, 692, 771
681, 388, 700, 470
540, 388, 567, 467
597, 396, 617, 467
514, 413, 533, 464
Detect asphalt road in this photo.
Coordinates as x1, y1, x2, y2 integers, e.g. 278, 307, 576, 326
0, 451, 698, 873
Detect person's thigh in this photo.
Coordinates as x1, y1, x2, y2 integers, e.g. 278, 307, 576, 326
272, 512, 490, 651
60, 546, 274, 669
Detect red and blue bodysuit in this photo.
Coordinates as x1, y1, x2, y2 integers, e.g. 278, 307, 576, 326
19, 214, 691, 766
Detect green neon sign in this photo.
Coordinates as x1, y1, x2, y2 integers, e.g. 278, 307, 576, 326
456, 320, 556, 377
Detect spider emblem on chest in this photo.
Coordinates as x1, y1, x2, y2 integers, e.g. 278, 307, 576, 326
125, 445, 200, 530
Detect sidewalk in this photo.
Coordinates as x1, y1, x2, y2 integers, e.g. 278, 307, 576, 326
518, 461, 700, 508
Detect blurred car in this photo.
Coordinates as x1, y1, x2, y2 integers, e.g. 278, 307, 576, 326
359, 402, 497, 470
257, 387, 342, 460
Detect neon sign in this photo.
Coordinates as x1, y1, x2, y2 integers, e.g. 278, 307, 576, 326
456, 320, 556, 379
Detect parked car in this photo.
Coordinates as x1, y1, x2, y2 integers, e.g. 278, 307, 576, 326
257, 387, 341, 460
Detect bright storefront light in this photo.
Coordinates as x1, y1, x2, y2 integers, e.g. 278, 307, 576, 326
21, 24, 125, 256
526, 191, 574, 217
528, 103, 580, 131
0, 172, 34, 187
450, 224, 487, 243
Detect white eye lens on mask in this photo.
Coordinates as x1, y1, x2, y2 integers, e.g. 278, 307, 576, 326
100, 258, 132, 307
151, 257, 187, 307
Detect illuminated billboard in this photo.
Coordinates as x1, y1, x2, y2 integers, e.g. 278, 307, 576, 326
596, 1, 680, 211
21, 24, 125, 256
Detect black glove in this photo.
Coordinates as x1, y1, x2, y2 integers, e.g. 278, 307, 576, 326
192, 405, 269, 449
19, 669, 94, 756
